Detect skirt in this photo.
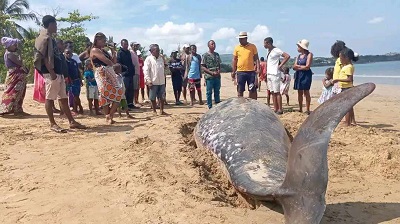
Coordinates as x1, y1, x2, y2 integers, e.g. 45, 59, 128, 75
94, 66, 123, 106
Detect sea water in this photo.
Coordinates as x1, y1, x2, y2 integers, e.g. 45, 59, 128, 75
310, 61, 400, 85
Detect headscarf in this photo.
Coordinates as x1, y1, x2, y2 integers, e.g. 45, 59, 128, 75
1, 37, 20, 48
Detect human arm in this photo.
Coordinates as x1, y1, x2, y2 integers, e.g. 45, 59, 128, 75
278, 52, 290, 71
91, 48, 114, 66
333, 75, 353, 83
231, 55, 238, 80
6, 52, 23, 67
198, 55, 202, 78
143, 58, 153, 86
323, 78, 333, 88
254, 53, 260, 74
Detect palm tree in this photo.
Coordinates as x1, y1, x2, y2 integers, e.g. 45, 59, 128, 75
0, 0, 38, 39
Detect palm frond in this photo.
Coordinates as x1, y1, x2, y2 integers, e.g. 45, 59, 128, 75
5, 0, 30, 13
9, 12, 37, 21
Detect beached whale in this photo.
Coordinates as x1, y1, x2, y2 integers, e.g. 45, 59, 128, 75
194, 83, 375, 224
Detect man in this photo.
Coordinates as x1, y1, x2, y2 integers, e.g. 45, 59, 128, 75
185, 45, 203, 106
34, 15, 85, 133
181, 44, 190, 103
264, 37, 290, 114
143, 44, 167, 115
64, 40, 82, 65
201, 40, 221, 109
169, 51, 184, 105
117, 39, 136, 109
231, 31, 260, 100
130, 42, 141, 105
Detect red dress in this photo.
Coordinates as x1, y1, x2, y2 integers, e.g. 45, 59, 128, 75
138, 57, 145, 89
259, 61, 267, 81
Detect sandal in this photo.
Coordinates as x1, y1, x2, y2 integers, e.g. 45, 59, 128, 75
51, 125, 67, 133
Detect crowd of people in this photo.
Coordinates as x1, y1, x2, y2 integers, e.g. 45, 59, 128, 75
0, 15, 360, 133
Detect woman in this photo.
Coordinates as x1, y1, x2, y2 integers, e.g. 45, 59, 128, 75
293, 39, 313, 115
330, 40, 347, 94
0, 37, 29, 116
90, 32, 123, 124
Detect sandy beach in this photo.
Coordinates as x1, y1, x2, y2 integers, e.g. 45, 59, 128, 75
1, 74, 399, 224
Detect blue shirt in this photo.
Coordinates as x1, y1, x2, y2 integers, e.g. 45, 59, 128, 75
84, 70, 97, 86
188, 54, 201, 79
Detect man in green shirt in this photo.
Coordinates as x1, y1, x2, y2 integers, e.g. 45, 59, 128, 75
201, 40, 221, 109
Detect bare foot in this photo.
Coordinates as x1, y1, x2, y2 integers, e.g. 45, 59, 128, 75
127, 114, 134, 119
70, 121, 87, 129
152, 111, 158, 116
199, 101, 204, 105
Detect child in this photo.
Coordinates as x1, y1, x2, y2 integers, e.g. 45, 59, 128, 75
83, 60, 102, 115
317, 67, 334, 104
64, 48, 84, 114
333, 48, 359, 126
259, 57, 267, 92
113, 64, 134, 119
280, 67, 291, 106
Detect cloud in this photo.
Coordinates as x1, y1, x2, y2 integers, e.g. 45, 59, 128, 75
158, 4, 169, 11
211, 27, 236, 40
248, 25, 270, 42
368, 17, 384, 24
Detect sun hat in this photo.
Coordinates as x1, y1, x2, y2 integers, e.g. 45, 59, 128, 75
237, 31, 248, 39
297, 39, 309, 50
182, 44, 189, 50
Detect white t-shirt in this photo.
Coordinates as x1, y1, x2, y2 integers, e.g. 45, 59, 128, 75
72, 53, 81, 64
267, 48, 283, 75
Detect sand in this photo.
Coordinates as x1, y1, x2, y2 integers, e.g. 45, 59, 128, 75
1, 74, 399, 224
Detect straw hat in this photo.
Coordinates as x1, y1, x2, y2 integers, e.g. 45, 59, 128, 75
297, 39, 309, 50
237, 31, 248, 39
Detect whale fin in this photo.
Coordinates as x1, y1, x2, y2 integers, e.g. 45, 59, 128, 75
279, 83, 376, 224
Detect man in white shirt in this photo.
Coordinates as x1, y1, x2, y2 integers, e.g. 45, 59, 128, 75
143, 44, 167, 115
264, 37, 290, 115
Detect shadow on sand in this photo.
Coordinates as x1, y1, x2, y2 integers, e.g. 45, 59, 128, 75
261, 201, 400, 223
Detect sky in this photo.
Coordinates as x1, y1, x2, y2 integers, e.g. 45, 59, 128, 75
18, 0, 400, 57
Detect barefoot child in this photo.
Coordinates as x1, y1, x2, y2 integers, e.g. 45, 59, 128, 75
114, 64, 134, 119
333, 48, 359, 126
317, 67, 334, 104
83, 60, 102, 115
280, 67, 291, 106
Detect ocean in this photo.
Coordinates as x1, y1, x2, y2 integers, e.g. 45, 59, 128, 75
310, 61, 400, 85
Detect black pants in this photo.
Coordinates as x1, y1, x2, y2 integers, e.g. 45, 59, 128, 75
171, 74, 183, 92
123, 76, 134, 106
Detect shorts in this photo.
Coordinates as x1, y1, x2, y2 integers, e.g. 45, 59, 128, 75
87, 85, 99, 100
133, 74, 139, 90
139, 74, 145, 89
188, 78, 201, 91
70, 79, 81, 97
237, 71, 257, 93
44, 74, 68, 100
267, 73, 281, 93
149, 84, 166, 101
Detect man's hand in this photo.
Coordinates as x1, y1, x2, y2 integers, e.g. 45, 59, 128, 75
146, 81, 153, 87
231, 71, 236, 79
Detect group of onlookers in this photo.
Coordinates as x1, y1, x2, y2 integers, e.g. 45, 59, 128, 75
0, 14, 360, 133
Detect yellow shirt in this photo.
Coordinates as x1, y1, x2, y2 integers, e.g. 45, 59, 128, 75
338, 64, 354, 88
333, 57, 342, 80
233, 43, 258, 72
